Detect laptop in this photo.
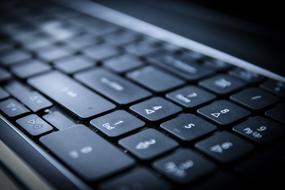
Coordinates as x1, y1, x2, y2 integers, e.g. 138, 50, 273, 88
0, 0, 284, 190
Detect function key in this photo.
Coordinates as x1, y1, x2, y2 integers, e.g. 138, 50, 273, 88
127, 66, 184, 92
0, 98, 30, 117
100, 168, 171, 190
104, 54, 143, 73
198, 100, 250, 125
161, 114, 216, 142
195, 131, 255, 163
104, 30, 140, 46
11, 59, 51, 79
119, 129, 178, 160
153, 149, 216, 184
233, 116, 285, 144
125, 40, 159, 56
130, 97, 182, 121
82, 44, 120, 61
203, 59, 233, 71
229, 68, 264, 84
261, 80, 285, 97
265, 103, 285, 124
90, 110, 145, 137
75, 68, 151, 105
66, 34, 99, 49
166, 86, 216, 108
199, 74, 246, 95
230, 88, 279, 110
16, 114, 53, 136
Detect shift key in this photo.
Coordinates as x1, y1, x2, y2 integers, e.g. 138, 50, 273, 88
40, 125, 134, 181
28, 71, 115, 119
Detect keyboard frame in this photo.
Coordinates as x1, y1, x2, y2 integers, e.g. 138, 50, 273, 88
0, 0, 284, 190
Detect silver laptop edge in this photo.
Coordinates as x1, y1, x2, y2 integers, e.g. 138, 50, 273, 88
57, 0, 285, 82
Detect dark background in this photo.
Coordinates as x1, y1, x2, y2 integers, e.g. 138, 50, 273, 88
95, 0, 285, 76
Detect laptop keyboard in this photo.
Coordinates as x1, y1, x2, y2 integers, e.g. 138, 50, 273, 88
0, 1, 285, 189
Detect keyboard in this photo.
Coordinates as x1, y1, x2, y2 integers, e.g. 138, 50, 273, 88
0, 0, 285, 190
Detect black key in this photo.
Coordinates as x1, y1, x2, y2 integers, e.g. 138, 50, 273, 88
229, 68, 264, 84
265, 103, 285, 124
0, 98, 29, 117
104, 30, 139, 46
0, 49, 31, 66
125, 41, 159, 56
5, 81, 53, 112
82, 44, 119, 61
198, 100, 250, 125
36, 45, 74, 62
75, 69, 151, 105
130, 97, 182, 121
40, 125, 134, 181
43, 111, 75, 130
16, 114, 53, 136
0, 87, 9, 100
11, 59, 51, 79
104, 54, 143, 73
100, 168, 171, 190
166, 86, 216, 108
195, 131, 254, 163
66, 34, 100, 49
0, 68, 12, 82
90, 110, 145, 137
127, 66, 184, 92
261, 80, 285, 97
233, 116, 285, 144
203, 59, 232, 71
180, 50, 204, 62
199, 74, 246, 95
149, 54, 213, 81
161, 114, 217, 142
28, 71, 115, 119
230, 88, 279, 110
119, 129, 178, 160
54, 56, 94, 74
153, 149, 216, 184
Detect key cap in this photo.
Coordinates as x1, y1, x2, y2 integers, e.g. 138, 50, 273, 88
100, 168, 171, 190
119, 129, 178, 160
180, 50, 204, 62
166, 86, 216, 108
198, 100, 250, 125
104, 30, 139, 46
36, 45, 74, 62
195, 131, 254, 163
230, 88, 279, 110
0, 49, 31, 66
40, 125, 134, 181
28, 71, 115, 119
66, 34, 100, 49
11, 59, 51, 79
82, 44, 119, 61
0, 87, 9, 100
149, 54, 213, 81
75, 69, 151, 105
54, 55, 94, 74
229, 68, 264, 84
203, 59, 232, 71
16, 114, 53, 136
104, 54, 143, 73
261, 80, 285, 97
265, 103, 285, 124
0, 68, 12, 82
153, 149, 216, 184
199, 74, 246, 95
43, 111, 75, 130
5, 81, 53, 112
130, 97, 182, 121
233, 116, 285, 144
0, 98, 29, 117
161, 114, 217, 142
90, 110, 145, 137
127, 66, 184, 92
125, 41, 159, 56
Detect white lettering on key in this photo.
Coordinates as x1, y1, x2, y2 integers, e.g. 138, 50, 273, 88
136, 139, 156, 150
101, 77, 124, 91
